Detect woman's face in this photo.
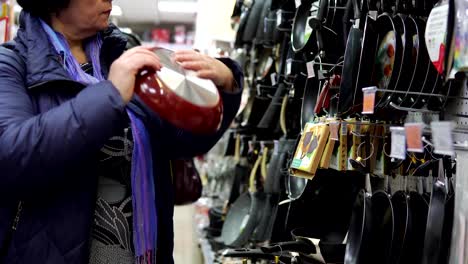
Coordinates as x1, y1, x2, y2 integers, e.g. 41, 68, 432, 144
56, 0, 113, 36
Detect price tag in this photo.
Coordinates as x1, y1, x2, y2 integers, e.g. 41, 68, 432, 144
295, 0, 301, 8
362, 87, 377, 114
431, 121, 455, 156
390, 127, 406, 160
341, 121, 348, 135
306, 61, 315, 79
270, 72, 277, 86
330, 122, 340, 141
286, 59, 292, 76
405, 123, 424, 153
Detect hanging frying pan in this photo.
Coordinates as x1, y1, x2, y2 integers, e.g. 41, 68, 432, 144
253, 138, 297, 242
242, 0, 267, 44
221, 148, 267, 247
365, 186, 394, 264
398, 0, 432, 107
389, 179, 410, 264
337, 0, 365, 116
387, 0, 419, 106
234, 0, 253, 47
135, 48, 223, 135
255, 0, 272, 46
438, 157, 455, 264
291, 0, 329, 54
399, 190, 429, 264
352, 0, 379, 113
373, 0, 404, 109
422, 159, 448, 264
344, 176, 373, 264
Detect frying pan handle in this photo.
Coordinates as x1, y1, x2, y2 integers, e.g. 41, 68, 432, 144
352, 0, 362, 20
261, 240, 317, 255
317, 0, 328, 22
222, 249, 292, 263
380, 0, 394, 13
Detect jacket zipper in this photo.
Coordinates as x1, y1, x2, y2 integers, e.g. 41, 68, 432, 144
0, 201, 23, 258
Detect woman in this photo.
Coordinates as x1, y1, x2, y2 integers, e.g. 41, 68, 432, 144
0, 0, 242, 263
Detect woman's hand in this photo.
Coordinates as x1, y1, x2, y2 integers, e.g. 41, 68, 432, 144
173, 50, 237, 93
108, 47, 162, 104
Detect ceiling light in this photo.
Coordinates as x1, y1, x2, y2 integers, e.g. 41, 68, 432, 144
158, 1, 198, 14
111, 5, 123, 16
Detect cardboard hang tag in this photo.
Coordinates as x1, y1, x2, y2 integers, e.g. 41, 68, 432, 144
286, 59, 292, 76
270, 72, 277, 86
330, 122, 340, 141
405, 123, 424, 153
362, 87, 377, 114
390, 127, 406, 160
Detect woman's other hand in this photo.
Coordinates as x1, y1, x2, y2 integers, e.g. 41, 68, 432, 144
173, 50, 237, 93
108, 46, 162, 103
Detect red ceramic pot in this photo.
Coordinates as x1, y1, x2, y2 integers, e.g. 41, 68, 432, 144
134, 48, 223, 134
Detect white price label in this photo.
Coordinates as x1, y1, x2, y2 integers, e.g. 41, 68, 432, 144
286, 59, 292, 75
390, 127, 406, 160
307, 61, 315, 79
270, 72, 277, 86
431, 121, 455, 156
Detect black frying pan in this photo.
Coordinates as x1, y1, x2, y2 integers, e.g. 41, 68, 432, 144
221, 147, 267, 247
387, 0, 419, 107
389, 181, 410, 264
422, 159, 448, 264
352, 0, 379, 113
243, 0, 267, 43
337, 0, 365, 117
373, 0, 403, 110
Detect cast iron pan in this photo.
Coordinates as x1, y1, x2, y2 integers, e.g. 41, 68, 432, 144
372, 0, 403, 109
337, 0, 364, 117
422, 160, 448, 264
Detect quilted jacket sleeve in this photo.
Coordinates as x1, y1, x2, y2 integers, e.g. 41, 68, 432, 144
153, 58, 243, 159
0, 48, 126, 199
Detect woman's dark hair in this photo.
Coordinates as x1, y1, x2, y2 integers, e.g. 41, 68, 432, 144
17, 0, 71, 18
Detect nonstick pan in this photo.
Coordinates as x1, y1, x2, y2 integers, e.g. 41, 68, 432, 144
398, 0, 432, 107
221, 149, 267, 247
337, 0, 365, 117
352, 0, 378, 113
242, 0, 266, 44
389, 180, 410, 264
387, 0, 419, 106
372, 0, 403, 109
422, 159, 448, 264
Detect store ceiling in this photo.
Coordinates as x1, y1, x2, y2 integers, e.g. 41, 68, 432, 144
113, 0, 198, 24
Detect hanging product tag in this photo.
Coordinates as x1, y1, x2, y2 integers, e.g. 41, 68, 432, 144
330, 121, 340, 141
295, 0, 301, 8
306, 61, 315, 79
405, 123, 424, 153
431, 121, 455, 156
390, 127, 406, 160
270, 72, 277, 86
362, 87, 377, 114
286, 59, 292, 76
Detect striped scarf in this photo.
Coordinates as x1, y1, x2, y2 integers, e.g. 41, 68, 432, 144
40, 19, 158, 264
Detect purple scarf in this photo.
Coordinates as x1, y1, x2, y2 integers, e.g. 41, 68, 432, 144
40, 20, 158, 264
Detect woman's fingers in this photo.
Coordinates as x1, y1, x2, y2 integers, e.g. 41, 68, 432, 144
179, 60, 210, 71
